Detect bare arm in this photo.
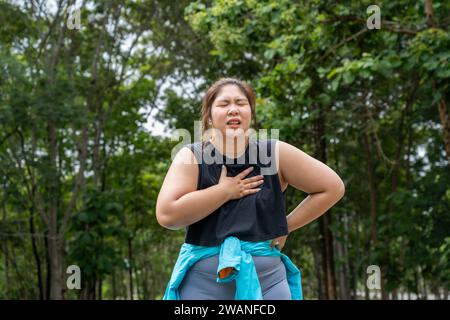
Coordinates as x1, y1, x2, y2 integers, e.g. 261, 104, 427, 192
276, 140, 345, 233
156, 147, 227, 230
156, 146, 264, 230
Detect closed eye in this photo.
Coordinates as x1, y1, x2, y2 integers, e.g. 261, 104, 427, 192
217, 103, 247, 107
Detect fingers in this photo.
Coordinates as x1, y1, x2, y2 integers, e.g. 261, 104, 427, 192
239, 168, 263, 196
270, 240, 282, 250
220, 165, 227, 178
243, 175, 264, 184
242, 174, 264, 191
241, 188, 261, 196
243, 179, 264, 189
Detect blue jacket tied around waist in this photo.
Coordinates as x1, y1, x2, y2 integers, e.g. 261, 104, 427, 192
163, 236, 303, 300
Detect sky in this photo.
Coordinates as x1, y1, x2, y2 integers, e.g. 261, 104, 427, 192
143, 74, 205, 139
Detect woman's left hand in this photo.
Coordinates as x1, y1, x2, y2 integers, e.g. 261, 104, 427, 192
270, 235, 288, 251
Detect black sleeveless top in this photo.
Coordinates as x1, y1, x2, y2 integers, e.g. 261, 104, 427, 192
185, 138, 288, 246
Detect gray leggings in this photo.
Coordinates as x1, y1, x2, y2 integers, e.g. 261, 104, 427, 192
178, 254, 291, 300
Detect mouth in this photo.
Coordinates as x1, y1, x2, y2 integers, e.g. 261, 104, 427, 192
226, 119, 241, 127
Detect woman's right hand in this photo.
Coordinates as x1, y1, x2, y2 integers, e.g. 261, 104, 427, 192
218, 165, 264, 200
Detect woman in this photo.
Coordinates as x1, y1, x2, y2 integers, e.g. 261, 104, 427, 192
156, 77, 345, 300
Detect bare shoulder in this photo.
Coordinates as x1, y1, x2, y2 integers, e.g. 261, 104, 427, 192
172, 144, 199, 166
275, 139, 345, 194
156, 145, 199, 215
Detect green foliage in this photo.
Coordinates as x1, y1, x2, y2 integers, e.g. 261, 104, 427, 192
0, 0, 449, 300
183, 0, 450, 299
68, 188, 127, 285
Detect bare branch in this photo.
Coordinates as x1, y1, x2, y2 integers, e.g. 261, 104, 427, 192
59, 124, 88, 236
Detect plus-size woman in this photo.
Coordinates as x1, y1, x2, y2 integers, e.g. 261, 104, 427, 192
156, 77, 345, 300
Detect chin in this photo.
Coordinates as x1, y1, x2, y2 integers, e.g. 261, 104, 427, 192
224, 128, 246, 138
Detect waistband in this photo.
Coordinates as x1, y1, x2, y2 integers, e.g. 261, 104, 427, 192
191, 254, 282, 275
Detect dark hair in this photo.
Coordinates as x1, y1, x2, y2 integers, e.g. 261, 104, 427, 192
200, 77, 257, 142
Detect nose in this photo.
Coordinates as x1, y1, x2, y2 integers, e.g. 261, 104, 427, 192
227, 103, 239, 115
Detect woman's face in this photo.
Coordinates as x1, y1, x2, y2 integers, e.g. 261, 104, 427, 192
210, 84, 252, 140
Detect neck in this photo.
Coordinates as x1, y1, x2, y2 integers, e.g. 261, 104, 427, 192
210, 136, 249, 158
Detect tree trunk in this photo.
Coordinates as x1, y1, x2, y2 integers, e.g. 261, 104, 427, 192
414, 268, 421, 299
142, 262, 148, 300
44, 235, 51, 300
342, 215, 352, 299
362, 129, 377, 245
29, 208, 44, 300
47, 240, 64, 300
3, 242, 9, 297
438, 99, 450, 164
98, 279, 102, 300
362, 119, 378, 300
335, 238, 350, 299
128, 238, 134, 300
47, 227, 63, 300
112, 269, 117, 299
424, 0, 434, 28
46, 117, 64, 300
314, 104, 337, 300
2, 201, 10, 297
312, 241, 325, 299
354, 206, 364, 300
